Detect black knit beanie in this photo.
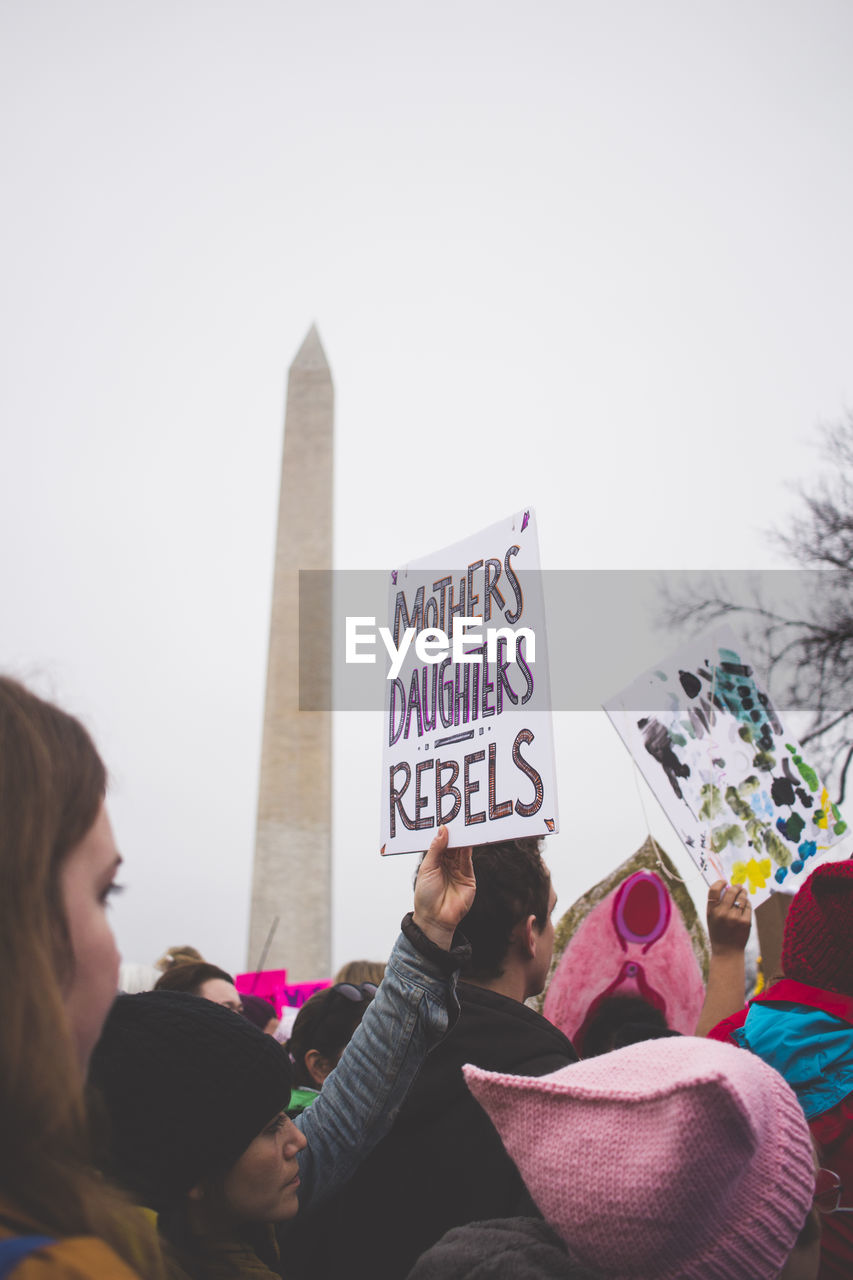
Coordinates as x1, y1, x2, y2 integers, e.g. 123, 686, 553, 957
89, 990, 293, 1212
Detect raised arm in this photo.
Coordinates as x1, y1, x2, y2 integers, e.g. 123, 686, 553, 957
294, 827, 474, 1209
412, 826, 476, 948
694, 880, 752, 1037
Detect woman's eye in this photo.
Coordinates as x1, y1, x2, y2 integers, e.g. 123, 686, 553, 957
265, 1113, 287, 1135
100, 882, 125, 906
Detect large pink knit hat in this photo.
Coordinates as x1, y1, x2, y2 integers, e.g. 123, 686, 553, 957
464, 1036, 814, 1280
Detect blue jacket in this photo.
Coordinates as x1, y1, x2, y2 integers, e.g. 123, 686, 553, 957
293, 913, 468, 1212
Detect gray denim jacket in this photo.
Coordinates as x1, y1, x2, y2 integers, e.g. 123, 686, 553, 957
294, 915, 468, 1210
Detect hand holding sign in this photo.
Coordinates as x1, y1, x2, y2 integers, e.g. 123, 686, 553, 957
412, 825, 476, 950
706, 879, 753, 955
694, 879, 753, 1037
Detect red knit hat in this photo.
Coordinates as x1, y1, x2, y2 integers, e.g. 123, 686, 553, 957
781, 859, 853, 995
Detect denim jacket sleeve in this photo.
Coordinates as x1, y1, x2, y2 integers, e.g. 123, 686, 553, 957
293, 916, 469, 1211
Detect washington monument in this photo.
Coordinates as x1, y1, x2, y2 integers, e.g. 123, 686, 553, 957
249, 325, 333, 980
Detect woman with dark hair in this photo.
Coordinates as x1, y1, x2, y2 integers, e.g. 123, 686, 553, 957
286, 982, 376, 1104
154, 961, 244, 1013
89, 826, 475, 1278
0, 677, 160, 1277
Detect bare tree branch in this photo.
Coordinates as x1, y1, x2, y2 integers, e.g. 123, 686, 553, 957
662, 413, 853, 806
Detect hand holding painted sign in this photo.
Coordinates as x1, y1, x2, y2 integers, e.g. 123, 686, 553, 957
379, 509, 558, 855
605, 627, 847, 904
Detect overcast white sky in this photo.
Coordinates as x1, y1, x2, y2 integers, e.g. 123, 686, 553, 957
2, 1, 852, 975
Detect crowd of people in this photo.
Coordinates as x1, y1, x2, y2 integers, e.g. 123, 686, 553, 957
0, 675, 851, 1279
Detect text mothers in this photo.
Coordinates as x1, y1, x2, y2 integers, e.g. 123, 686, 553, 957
384, 546, 544, 837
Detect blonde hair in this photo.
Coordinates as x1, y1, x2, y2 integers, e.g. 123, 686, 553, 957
332, 960, 386, 986
155, 945, 205, 973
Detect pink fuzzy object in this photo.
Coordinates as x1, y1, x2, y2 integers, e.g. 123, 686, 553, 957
543, 870, 705, 1048
464, 1035, 814, 1280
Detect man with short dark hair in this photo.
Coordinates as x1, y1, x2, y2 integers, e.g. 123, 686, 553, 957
458, 837, 556, 997
284, 838, 577, 1279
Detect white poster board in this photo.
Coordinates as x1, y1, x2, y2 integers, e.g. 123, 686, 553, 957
604, 626, 847, 905
376, 508, 559, 855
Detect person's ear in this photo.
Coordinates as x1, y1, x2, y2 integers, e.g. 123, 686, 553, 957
522, 914, 538, 959
304, 1048, 335, 1087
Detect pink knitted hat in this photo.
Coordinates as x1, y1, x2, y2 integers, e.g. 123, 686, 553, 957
464, 1036, 814, 1280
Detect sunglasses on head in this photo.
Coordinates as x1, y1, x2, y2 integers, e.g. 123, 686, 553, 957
331, 982, 378, 1002
814, 1168, 853, 1215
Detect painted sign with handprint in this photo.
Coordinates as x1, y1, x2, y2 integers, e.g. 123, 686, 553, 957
604, 626, 847, 905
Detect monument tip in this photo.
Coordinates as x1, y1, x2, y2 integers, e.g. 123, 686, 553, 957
291, 323, 330, 372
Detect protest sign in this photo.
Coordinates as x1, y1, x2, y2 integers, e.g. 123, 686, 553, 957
235, 968, 287, 1004
235, 970, 330, 1017
279, 979, 331, 1009
376, 508, 558, 855
604, 627, 847, 905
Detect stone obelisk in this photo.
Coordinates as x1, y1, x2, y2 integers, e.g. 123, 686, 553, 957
249, 324, 333, 980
